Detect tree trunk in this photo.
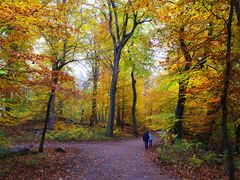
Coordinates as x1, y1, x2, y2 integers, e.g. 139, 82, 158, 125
234, 0, 240, 24
90, 60, 98, 127
39, 90, 55, 152
48, 76, 58, 130
221, 1, 235, 179
131, 70, 137, 135
48, 91, 56, 129
106, 50, 121, 136
236, 124, 240, 154
234, 0, 240, 156
174, 27, 192, 138
2, 145, 33, 158
121, 86, 125, 130
175, 82, 187, 138
4, 62, 13, 113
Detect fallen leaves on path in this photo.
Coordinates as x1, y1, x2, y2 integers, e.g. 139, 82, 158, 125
0, 147, 92, 179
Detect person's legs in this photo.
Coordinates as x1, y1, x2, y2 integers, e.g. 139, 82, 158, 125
145, 141, 148, 149
149, 140, 152, 147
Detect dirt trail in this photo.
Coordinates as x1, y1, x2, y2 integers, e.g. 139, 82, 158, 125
43, 137, 167, 180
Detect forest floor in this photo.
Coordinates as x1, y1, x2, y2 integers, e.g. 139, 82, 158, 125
0, 136, 237, 179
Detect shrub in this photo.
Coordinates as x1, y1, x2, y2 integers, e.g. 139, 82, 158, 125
203, 151, 224, 166
46, 126, 110, 141
157, 132, 209, 167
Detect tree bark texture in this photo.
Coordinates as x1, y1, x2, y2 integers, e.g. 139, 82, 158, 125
131, 70, 137, 135
48, 76, 58, 129
39, 90, 55, 152
175, 27, 192, 138
106, 50, 121, 136
106, 0, 147, 136
221, 1, 235, 179
90, 59, 98, 127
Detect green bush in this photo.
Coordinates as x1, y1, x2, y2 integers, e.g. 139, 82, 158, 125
46, 126, 110, 141
203, 151, 224, 165
158, 138, 195, 163
157, 133, 215, 167
157, 144, 175, 163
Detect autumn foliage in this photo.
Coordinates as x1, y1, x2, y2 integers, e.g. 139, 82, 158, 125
0, 0, 240, 179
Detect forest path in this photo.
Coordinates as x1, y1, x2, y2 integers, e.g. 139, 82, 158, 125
43, 136, 167, 180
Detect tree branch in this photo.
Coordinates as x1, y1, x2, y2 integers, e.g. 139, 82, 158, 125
108, 0, 117, 48
111, 0, 121, 43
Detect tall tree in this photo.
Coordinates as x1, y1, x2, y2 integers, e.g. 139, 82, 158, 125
221, 1, 235, 179
39, 0, 86, 152
90, 50, 99, 127
131, 70, 137, 135
105, 0, 151, 136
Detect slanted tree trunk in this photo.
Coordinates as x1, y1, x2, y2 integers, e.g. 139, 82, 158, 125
48, 91, 56, 129
48, 0, 67, 130
175, 18, 212, 137
48, 75, 58, 129
221, 1, 235, 179
131, 70, 137, 135
174, 27, 192, 138
175, 82, 187, 138
39, 90, 55, 152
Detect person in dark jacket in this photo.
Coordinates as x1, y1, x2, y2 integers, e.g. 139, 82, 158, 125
143, 130, 150, 149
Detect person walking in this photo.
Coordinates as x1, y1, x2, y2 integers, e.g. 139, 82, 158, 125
143, 130, 150, 149
148, 131, 153, 148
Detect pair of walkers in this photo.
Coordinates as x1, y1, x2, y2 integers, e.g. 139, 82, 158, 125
142, 130, 153, 149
